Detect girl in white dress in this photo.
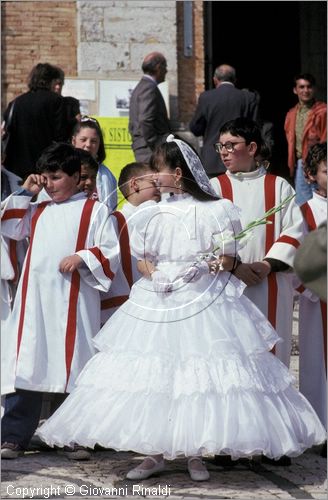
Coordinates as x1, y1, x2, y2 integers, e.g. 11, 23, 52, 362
38, 137, 326, 482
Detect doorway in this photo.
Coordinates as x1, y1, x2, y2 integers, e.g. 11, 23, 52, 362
204, 1, 302, 178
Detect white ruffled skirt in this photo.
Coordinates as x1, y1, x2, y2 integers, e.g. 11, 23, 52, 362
37, 273, 326, 459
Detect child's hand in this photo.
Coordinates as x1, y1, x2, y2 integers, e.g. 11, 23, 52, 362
22, 174, 46, 195
249, 261, 271, 281
59, 255, 83, 273
233, 263, 263, 286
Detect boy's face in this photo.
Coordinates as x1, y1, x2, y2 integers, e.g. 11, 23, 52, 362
78, 164, 97, 197
217, 133, 256, 173
310, 160, 327, 196
133, 172, 161, 203
42, 169, 80, 203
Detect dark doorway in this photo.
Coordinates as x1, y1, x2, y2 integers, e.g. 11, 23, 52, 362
204, 1, 302, 179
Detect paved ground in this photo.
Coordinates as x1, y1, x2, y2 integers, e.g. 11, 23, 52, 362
2, 304, 327, 500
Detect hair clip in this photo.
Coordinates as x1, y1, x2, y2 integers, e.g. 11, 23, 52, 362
80, 115, 98, 124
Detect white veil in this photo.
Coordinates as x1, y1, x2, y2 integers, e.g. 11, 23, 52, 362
166, 135, 220, 199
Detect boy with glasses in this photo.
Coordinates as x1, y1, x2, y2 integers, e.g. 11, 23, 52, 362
211, 118, 304, 370
211, 118, 305, 466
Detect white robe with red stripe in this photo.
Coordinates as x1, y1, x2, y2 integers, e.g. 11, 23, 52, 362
1, 192, 119, 394
211, 167, 304, 366
100, 200, 157, 324
297, 192, 327, 427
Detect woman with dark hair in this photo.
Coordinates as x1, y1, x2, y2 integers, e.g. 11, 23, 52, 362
37, 136, 325, 482
2, 63, 66, 179
71, 117, 117, 211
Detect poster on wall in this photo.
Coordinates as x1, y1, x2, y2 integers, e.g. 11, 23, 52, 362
96, 116, 135, 208
99, 80, 169, 117
61, 79, 97, 116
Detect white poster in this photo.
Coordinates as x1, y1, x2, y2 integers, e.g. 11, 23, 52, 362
99, 80, 169, 117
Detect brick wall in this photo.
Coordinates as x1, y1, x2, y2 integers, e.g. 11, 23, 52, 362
1, 1, 77, 111
177, 1, 204, 125
1, 0, 203, 126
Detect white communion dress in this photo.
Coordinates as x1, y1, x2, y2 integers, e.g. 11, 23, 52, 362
38, 194, 326, 460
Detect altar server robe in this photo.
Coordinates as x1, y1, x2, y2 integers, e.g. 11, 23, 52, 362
211, 167, 304, 366
297, 192, 327, 427
1, 192, 119, 394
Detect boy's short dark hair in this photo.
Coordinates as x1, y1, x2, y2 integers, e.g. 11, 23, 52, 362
293, 73, 316, 87
118, 162, 155, 199
76, 149, 99, 173
304, 142, 327, 179
36, 142, 81, 176
219, 117, 263, 157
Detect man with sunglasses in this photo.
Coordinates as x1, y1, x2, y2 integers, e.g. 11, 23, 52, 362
189, 64, 258, 177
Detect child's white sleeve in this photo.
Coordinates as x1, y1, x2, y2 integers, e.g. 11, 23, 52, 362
76, 206, 121, 292
264, 182, 305, 267
128, 203, 161, 261
1, 194, 33, 240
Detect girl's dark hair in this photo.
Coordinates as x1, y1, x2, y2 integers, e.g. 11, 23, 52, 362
36, 142, 81, 176
71, 118, 106, 164
304, 142, 327, 179
28, 63, 62, 91
150, 139, 218, 201
219, 117, 263, 158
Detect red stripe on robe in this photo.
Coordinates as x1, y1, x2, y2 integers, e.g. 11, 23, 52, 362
264, 175, 278, 352
112, 211, 133, 288
2, 209, 27, 221
300, 203, 317, 231
216, 174, 233, 202
101, 295, 130, 310
88, 247, 115, 280
276, 235, 300, 248
16, 202, 49, 357
65, 199, 95, 388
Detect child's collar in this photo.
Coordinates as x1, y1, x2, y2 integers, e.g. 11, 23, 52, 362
226, 166, 266, 180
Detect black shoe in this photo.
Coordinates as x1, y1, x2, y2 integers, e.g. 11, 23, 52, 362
262, 455, 291, 466
320, 441, 327, 458
212, 455, 239, 467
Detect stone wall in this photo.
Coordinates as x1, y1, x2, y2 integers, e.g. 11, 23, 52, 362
77, 0, 179, 121
1, 1, 77, 109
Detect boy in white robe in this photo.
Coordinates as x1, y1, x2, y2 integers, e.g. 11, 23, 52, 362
101, 162, 160, 323
1, 143, 120, 458
210, 118, 304, 369
296, 143, 327, 446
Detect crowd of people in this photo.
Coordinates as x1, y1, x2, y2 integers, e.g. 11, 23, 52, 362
1, 56, 326, 482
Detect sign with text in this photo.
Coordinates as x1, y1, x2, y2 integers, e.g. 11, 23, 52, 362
96, 117, 135, 208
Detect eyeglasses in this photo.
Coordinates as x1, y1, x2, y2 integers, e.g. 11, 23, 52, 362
214, 141, 246, 153
80, 115, 99, 124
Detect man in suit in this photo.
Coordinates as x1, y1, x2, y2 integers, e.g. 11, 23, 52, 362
189, 64, 258, 177
129, 52, 171, 162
